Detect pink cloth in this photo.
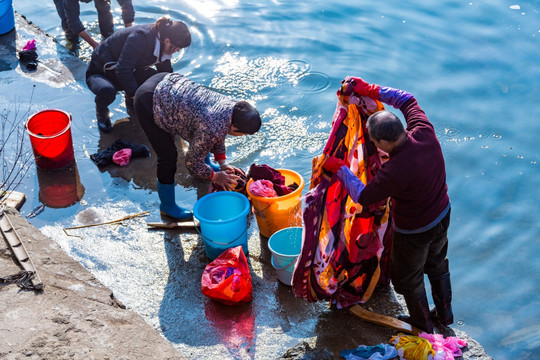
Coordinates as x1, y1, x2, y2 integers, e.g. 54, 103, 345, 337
112, 148, 132, 166
23, 39, 36, 51
249, 179, 278, 197
419, 332, 467, 360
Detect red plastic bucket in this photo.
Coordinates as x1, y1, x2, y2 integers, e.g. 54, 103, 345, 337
25, 109, 74, 169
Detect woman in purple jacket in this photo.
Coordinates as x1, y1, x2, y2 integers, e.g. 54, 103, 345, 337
324, 77, 453, 333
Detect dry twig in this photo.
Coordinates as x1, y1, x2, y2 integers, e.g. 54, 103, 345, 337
63, 210, 150, 237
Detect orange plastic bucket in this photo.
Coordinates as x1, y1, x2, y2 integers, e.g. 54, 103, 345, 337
25, 109, 74, 169
246, 169, 304, 238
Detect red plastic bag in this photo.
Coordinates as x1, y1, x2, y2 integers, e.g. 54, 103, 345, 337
201, 246, 252, 305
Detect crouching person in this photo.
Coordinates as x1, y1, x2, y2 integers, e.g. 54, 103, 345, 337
86, 17, 191, 133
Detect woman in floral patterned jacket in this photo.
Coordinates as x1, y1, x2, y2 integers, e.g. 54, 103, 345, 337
134, 72, 261, 220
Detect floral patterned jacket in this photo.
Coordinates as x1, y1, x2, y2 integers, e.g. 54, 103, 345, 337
153, 73, 236, 179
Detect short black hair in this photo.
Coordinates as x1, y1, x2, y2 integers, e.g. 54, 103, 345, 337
366, 110, 405, 142
232, 101, 261, 134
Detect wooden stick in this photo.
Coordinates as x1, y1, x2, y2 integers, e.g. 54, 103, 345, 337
147, 220, 200, 230
349, 304, 421, 335
63, 211, 150, 237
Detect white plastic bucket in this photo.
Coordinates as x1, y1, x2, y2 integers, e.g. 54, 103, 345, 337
267, 227, 302, 286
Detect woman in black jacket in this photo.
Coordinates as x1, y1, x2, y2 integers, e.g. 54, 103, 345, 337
86, 17, 191, 133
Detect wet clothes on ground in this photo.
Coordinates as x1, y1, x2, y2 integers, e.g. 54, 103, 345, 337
90, 139, 150, 167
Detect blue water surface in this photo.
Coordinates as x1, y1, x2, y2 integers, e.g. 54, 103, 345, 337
10, 1, 540, 359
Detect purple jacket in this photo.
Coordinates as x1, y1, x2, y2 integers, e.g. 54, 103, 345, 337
338, 97, 450, 232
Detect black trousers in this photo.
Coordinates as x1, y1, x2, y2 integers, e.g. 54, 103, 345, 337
390, 209, 451, 296
53, 0, 117, 40
86, 60, 158, 109
134, 72, 178, 184
53, 0, 78, 42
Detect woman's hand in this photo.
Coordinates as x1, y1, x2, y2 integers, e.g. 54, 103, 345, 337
212, 171, 240, 191
219, 163, 236, 172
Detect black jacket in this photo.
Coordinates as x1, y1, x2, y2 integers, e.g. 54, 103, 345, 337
88, 24, 173, 97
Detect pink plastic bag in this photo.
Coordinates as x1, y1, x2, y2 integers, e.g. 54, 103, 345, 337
23, 39, 37, 51
201, 246, 252, 305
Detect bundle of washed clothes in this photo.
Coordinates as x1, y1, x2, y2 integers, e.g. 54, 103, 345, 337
246, 164, 298, 197
340, 332, 467, 360
209, 166, 248, 194
19, 39, 38, 71
210, 163, 298, 197
90, 139, 151, 167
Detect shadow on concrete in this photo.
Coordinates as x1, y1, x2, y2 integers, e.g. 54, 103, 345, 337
156, 228, 260, 358
94, 114, 212, 197
0, 28, 17, 72
313, 285, 400, 356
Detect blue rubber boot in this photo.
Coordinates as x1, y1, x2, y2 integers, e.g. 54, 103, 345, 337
204, 153, 221, 172
157, 181, 193, 220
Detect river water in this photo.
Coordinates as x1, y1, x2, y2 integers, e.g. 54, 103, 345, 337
8, 1, 540, 359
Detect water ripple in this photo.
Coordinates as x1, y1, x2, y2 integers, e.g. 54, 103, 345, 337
295, 72, 332, 94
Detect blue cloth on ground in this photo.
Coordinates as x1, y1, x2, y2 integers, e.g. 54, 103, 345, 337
340, 344, 397, 360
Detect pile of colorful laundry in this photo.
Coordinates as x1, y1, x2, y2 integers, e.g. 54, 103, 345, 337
246, 164, 299, 197
209, 163, 299, 197
340, 333, 467, 360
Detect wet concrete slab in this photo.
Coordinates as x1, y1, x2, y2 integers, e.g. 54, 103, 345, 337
0, 12, 492, 360
0, 206, 184, 360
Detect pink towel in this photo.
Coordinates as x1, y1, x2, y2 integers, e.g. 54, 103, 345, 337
112, 148, 132, 166
419, 332, 467, 359
249, 179, 278, 197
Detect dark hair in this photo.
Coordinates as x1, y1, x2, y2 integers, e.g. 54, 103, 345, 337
366, 110, 405, 142
232, 101, 261, 134
154, 17, 191, 49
